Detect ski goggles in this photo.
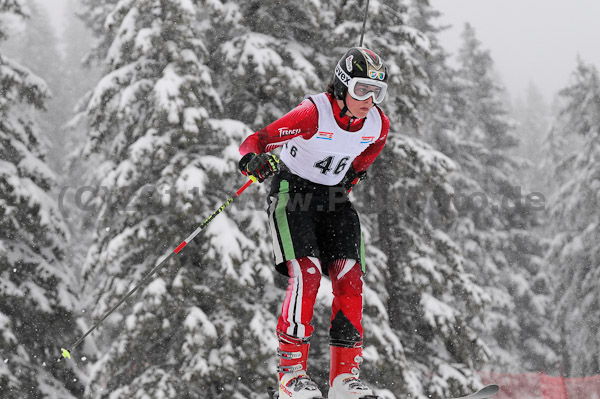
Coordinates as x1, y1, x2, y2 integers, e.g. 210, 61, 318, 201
347, 77, 388, 104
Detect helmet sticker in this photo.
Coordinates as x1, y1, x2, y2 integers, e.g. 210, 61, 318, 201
346, 55, 354, 72
335, 63, 352, 87
360, 48, 383, 69
369, 70, 385, 80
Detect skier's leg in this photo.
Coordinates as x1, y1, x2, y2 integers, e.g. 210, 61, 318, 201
328, 258, 374, 399
277, 256, 322, 338
277, 256, 323, 399
328, 258, 363, 346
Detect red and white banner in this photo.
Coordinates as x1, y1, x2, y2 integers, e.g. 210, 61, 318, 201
479, 371, 600, 398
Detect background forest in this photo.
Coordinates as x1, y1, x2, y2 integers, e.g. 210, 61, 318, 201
1, 0, 599, 398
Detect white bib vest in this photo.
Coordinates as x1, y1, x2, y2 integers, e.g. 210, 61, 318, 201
279, 93, 382, 186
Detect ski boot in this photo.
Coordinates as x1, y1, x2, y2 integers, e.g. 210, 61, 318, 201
277, 333, 323, 399
328, 346, 378, 399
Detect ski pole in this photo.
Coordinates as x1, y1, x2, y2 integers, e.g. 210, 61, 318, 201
60, 176, 257, 361
359, 0, 370, 46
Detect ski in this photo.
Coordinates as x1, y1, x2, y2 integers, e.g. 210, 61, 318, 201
268, 384, 499, 399
456, 384, 499, 399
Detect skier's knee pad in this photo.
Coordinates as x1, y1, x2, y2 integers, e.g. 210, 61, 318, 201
330, 259, 362, 294
329, 259, 364, 345
286, 256, 322, 293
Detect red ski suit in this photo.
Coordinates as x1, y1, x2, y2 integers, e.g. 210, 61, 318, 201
240, 93, 389, 345
239, 93, 389, 174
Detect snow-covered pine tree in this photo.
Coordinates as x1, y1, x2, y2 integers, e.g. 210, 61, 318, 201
431, 23, 556, 373
346, 2, 493, 397
370, 134, 493, 398
273, 1, 492, 396
70, 0, 553, 397
538, 78, 585, 199
74, 1, 276, 397
454, 24, 517, 149
212, 0, 326, 126
546, 58, 600, 378
510, 83, 551, 193
210, 0, 425, 393
213, 2, 489, 396
58, 0, 106, 299
0, 1, 82, 398
61, 0, 103, 112
204, 0, 341, 391
0, 0, 70, 171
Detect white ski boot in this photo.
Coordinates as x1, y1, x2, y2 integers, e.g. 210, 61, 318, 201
328, 345, 377, 399
277, 333, 323, 399
279, 370, 323, 399
329, 374, 375, 399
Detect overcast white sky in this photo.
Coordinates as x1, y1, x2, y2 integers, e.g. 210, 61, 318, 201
38, 0, 68, 30
430, 0, 600, 101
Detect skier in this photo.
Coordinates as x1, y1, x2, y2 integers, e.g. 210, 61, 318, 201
238, 47, 390, 399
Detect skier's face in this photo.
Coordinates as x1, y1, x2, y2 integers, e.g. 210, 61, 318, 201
344, 92, 374, 119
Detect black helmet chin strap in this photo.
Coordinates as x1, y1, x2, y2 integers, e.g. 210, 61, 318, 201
339, 96, 349, 118
338, 96, 365, 128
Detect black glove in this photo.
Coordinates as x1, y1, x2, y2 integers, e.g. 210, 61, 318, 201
239, 153, 279, 183
342, 168, 367, 192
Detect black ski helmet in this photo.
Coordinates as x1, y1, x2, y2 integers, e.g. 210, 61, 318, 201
333, 47, 388, 101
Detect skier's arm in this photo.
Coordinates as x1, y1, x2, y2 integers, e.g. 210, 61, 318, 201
351, 108, 390, 173
239, 99, 319, 156
343, 108, 390, 191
